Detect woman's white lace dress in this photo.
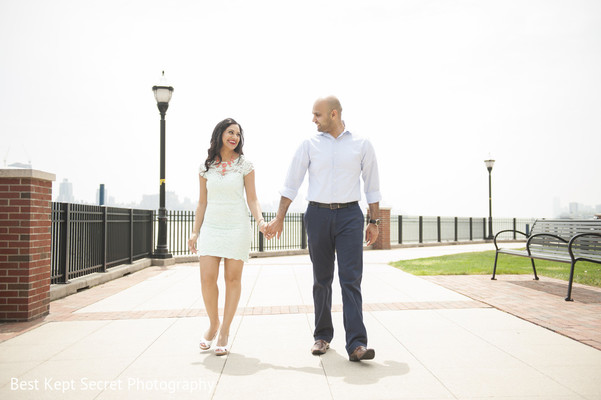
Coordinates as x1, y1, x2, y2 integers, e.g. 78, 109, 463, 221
198, 155, 254, 262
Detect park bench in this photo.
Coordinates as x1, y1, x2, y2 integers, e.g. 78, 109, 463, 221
492, 219, 601, 301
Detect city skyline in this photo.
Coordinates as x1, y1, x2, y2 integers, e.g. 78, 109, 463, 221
52, 176, 600, 219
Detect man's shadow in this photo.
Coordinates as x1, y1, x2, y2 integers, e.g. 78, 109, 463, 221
194, 348, 409, 385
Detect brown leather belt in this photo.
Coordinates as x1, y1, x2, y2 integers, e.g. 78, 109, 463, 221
309, 201, 358, 210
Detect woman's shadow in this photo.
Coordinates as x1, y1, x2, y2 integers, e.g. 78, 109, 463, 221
194, 348, 409, 385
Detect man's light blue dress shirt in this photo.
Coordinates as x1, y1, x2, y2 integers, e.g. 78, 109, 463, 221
280, 130, 381, 204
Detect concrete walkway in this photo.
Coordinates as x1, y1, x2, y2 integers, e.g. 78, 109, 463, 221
1, 243, 600, 399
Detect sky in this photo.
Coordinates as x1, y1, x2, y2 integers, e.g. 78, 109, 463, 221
1, 0, 600, 218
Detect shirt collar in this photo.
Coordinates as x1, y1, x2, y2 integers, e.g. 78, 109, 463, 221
319, 128, 350, 140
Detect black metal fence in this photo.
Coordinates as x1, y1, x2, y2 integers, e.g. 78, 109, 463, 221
155, 211, 307, 255
390, 216, 536, 244
51, 203, 153, 284
157, 211, 535, 256
50, 203, 536, 284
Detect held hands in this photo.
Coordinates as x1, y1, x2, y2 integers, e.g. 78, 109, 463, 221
257, 218, 279, 240
263, 217, 284, 240
365, 223, 379, 246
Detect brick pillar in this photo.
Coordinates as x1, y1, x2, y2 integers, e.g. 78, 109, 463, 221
0, 169, 55, 321
373, 207, 391, 250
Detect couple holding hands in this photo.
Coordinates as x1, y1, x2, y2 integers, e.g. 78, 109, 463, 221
187, 96, 381, 362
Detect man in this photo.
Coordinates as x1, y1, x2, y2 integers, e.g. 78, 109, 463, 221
266, 96, 381, 362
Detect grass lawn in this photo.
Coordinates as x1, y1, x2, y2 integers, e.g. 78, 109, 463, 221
390, 250, 601, 288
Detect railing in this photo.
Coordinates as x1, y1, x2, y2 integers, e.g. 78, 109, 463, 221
161, 210, 195, 257
51, 203, 153, 284
390, 216, 536, 244
158, 211, 535, 256
50, 204, 536, 284
155, 211, 307, 255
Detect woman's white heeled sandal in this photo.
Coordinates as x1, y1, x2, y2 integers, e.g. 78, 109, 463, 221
214, 334, 229, 356
214, 344, 229, 356
199, 331, 217, 351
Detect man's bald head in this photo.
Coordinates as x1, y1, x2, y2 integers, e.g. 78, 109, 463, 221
315, 96, 343, 116
312, 96, 345, 137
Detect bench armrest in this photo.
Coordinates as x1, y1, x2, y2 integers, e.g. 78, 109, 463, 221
494, 229, 527, 250
568, 232, 601, 260
526, 233, 568, 256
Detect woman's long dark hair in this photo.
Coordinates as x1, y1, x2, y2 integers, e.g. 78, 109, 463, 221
203, 118, 244, 173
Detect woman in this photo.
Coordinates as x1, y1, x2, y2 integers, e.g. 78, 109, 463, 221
188, 118, 267, 356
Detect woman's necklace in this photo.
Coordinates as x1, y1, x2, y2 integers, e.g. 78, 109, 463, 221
217, 155, 236, 176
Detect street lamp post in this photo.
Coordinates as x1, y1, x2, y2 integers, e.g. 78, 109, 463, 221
152, 71, 174, 259
484, 158, 495, 240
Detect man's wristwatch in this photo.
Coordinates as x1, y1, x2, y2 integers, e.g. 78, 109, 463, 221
369, 219, 381, 226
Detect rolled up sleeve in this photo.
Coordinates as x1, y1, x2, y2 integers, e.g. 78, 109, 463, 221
362, 139, 382, 204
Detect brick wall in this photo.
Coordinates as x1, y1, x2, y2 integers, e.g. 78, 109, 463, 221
373, 207, 391, 250
0, 169, 55, 321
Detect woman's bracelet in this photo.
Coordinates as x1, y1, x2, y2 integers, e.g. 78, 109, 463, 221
257, 218, 265, 227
